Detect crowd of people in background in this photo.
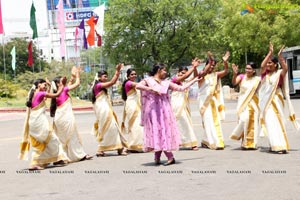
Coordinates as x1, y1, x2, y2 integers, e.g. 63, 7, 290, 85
19, 43, 300, 170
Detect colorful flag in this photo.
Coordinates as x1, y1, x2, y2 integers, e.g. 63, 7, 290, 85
27, 41, 33, 67
86, 16, 95, 46
10, 46, 16, 71
96, 32, 102, 47
93, 4, 105, 36
30, 2, 38, 39
78, 19, 88, 49
77, 0, 83, 8
56, 0, 66, 57
93, 18, 101, 46
65, 0, 71, 7
0, 0, 4, 34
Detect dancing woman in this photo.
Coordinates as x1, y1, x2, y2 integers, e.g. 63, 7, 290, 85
196, 51, 230, 150
259, 43, 299, 154
121, 68, 144, 152
91, 63, 128, 156
170, 58, 201, 150
19, 78, 69, 170
50, 66, 92, 162
136, 63, 202, 166
230, 62, 260, 150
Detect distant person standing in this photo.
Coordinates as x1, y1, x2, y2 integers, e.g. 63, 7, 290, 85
50, 66, 93, 162
19, 78, 69, 170
121, 68, 144, 152
230, 62, 260, 150
91, 63, 128, 157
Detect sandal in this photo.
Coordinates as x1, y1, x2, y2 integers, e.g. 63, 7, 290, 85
117, 148, 128, 156
154, 158, 161, 165
80, 154, 93, 161
163, 158, 176, 166
192, 146, 199, 151
53, 160, 68, 166
96, 151, 106, 157
201, 142, 209, 149
29, 165, 44, 170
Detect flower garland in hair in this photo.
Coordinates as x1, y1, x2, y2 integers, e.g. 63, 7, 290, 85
91, 73, 99, 89
26, 84, 36, 100
51, 81, 57, 93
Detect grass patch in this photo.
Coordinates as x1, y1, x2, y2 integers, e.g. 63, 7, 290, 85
0, 97, 92, 108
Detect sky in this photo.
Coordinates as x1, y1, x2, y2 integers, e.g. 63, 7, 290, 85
2, 0, 48, 36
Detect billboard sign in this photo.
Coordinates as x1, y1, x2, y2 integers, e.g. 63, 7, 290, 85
47, 0, 107, 28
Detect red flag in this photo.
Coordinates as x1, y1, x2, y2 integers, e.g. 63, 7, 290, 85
93, 18, 101, 46
0, 0, 4, 34
27, 41, 33, 67
86, 16, 95, 46
96, 32, 102, 46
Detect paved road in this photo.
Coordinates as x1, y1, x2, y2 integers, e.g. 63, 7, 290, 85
0, 99, 300, 200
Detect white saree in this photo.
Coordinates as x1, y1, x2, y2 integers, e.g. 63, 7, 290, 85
230, 76, 260, 149
53, 98, 87, 162
171, 85, 198, 148
259, 69, 297, 152
92, 91, 128, 152
198, 72, 225, 149
19, 101, 69, 167
122, 88, 143, 151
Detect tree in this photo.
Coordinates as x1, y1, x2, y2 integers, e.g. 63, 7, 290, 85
104, 0, 221, 73
0, 38, 48, 80
217, 0, 300, 67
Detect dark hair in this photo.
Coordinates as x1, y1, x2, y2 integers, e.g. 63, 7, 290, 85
25, 79, 46, 108
246, 62, 258, 75
92, 70, 108, 103
178, 66, 188, 73
121, 69, 136, 101
247, 62, 257, 69
205, 58, 217, 66
271, 56, 279, 68
149, 63, 166, 76
50, 76, 61, 117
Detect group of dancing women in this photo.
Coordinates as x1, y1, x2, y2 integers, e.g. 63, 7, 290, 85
19, 43, 299, 169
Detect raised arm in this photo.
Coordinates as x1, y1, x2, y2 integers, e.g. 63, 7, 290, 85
176, 58, 201, 82
169, 76, 200, 91
278, 45, 287, 78
45, 78, 65, 98
45, 77, 51, 93
68, 66, 81, 90
261, 42, 273, 74
100, 63, 123, 88
231, 63, 242, 86
217, 51, 230, 78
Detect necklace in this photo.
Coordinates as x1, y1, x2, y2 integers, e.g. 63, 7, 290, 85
154, 77, 161, 83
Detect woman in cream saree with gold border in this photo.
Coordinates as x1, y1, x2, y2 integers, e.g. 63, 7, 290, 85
196, 52, 230, 150
91, 64, 128, 156
19, 79, 69, 170
121, 69, 143, 152
230, 63, 260, 150
259, 44, 299, 154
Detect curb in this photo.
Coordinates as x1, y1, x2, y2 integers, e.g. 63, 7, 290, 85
0, 106, 94, 113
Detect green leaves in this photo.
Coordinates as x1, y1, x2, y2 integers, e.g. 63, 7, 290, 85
104, 0, 221, 71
